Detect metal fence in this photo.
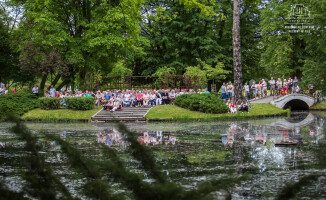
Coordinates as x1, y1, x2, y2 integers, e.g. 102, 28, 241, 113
101, 75, 197, 90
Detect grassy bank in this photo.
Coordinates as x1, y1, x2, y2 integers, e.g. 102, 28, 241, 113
310, 101, 326, 110
146, 104, 289, 121
22, 107, 102, 122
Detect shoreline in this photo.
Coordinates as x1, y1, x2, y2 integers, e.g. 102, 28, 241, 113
20, 104, 290, 123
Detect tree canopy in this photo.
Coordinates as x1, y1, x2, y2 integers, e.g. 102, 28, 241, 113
0, 0, 325, 92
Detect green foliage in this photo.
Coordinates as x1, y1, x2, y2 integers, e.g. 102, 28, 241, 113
108, 61, 133, 78
65, 97, 95, 110
152, 66, 176, 88
184, 59, 230, 88
0, 91, 39, 122
184, 66, 207, 89
39, 97, 60, 110
174, 94, 229, 114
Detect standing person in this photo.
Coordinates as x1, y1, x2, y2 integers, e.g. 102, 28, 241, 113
49, 85, 56, 97
227, 82, 234, 100
244, 82, 250, 100
293, 76, 299, 93
269, 77, 276, 96
257, 81, 262, 98
277, 78, 283, 96
288, 77, 293, 93
262, 79, 267, 97
32, 84, 39, 97
283, 79, 289, 94
221, 83, 227, 102
251, 81, 257, 99
309, 84, 314, 96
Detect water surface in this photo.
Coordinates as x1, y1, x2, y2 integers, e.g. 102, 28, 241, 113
0, 112, 325, 199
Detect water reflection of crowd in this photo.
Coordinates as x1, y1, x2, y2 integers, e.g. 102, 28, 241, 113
222, 116, 325, 148
96, 128, 178, 146
222, 123, 299, 147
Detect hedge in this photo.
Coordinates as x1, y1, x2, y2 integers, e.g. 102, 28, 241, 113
39, 97, 61, 110
174, 93, 229, 114
0, 91, 39, 121
65, 97, 95, 110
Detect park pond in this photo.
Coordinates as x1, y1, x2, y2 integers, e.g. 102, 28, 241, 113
0, 111, 326, 199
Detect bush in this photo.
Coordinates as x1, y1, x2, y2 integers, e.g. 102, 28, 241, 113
0, 91, 39, 121
39, 97, 61, 110
174, 94, 229, 114
65, 97, 95, 110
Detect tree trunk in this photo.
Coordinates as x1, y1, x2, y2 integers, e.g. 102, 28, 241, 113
39, 73, 48, 91
50, 74, 61, 89
56, 79, 69, 91
232, 0, 242, 104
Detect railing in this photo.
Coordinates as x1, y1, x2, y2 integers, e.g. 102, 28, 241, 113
101, 75, 200, 90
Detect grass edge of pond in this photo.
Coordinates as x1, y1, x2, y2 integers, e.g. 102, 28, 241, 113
146, 104, 289, 122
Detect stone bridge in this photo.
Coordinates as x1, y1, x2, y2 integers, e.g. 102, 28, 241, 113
270, 94, 315, 110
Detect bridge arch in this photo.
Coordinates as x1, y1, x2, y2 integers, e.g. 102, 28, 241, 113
283, 99, 309, 110
270, 94, 315, 110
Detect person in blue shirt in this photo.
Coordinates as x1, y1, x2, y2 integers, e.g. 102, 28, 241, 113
49, 85, 56, 97
221, 82, 227, 102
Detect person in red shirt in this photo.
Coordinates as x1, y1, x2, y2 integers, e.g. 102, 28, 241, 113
12, 87, 17, 93
136, 91, 143, 107
55, 91, 60, 98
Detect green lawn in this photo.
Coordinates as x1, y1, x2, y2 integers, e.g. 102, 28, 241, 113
145, 104, 289, 121
22, 107, 102, 122
310, 101, 326, 110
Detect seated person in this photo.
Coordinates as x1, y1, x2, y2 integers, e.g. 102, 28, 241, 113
155, 91, 162, 105
104, 99, 114, 111
136, 91, 143, 107
169, 90, 176, 104
238, 101, 249, 113
143, 92, 150, 106
111, 98, 122, 112
161, 90, 169, 105
123, 92, 131, 107
150, 92, 157, 106
230, 101, 237, 113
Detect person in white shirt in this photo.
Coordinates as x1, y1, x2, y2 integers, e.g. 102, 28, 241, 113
269, 77, 276, 96
143, 92, 150, 106
244, 82, 250, 100
150, 92, 157, 106
32, 85, 39, 97
123, 92, 131, 107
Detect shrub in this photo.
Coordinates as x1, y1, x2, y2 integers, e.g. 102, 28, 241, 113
0, 91, 39, 121
39, 97, 61, 110
65, 97, 95, 110
174, 94, 229, 114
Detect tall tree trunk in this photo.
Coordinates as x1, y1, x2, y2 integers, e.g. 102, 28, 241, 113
39, 73, 48, 91
233, 0, 242, 104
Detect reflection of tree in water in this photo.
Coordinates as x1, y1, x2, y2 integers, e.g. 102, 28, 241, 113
233, 125, 244, 175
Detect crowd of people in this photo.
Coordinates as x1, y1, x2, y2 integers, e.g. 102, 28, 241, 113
0, 76, 314, 114
221, 76, 302, 102
43, 85, 212, 111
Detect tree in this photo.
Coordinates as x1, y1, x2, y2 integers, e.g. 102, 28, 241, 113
232, 0, 242, 103
13, 0, 144, 90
